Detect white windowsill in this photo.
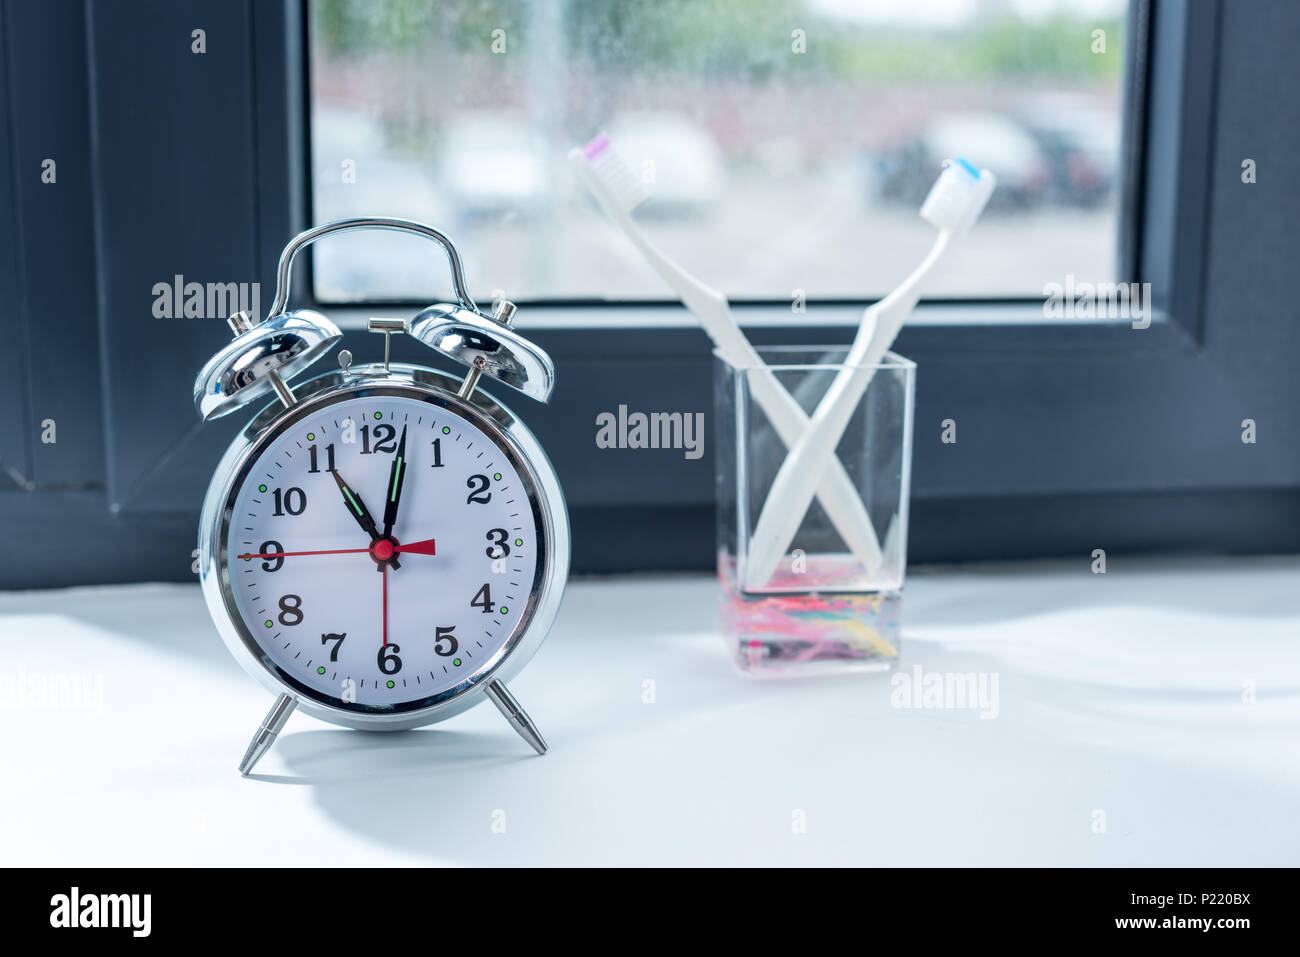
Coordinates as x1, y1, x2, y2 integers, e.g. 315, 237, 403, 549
0, 554, 1291, 866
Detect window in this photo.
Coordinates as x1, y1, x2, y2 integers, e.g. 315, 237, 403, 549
9, 0, 1292, 589
308, 0, 1129, 305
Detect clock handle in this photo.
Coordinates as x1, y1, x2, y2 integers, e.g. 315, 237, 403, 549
266, 217, 476, 321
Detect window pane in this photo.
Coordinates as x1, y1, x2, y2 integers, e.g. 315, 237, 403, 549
309, 0, 1129, 304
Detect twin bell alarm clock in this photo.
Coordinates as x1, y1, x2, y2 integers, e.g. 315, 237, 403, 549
193, 218, 569, 775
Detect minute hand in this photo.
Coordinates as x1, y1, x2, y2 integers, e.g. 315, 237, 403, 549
331, 468, 400, 569
381, 425, 408, 540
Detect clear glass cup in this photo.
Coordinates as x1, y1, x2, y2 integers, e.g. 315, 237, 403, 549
715, 346, 916, 675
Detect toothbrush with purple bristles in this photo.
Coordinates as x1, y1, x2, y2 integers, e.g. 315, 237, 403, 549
570, 132, 886, 575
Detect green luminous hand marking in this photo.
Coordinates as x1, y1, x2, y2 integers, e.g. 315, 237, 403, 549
381, 425, 408, 542
343, 487, 363, 516
390, 457, 404, 502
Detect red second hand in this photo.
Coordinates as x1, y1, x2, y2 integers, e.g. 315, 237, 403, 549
237, 537, 436, 561
238, 546, 369, 560
396, 538, 436, 556
382, 564, 389, 647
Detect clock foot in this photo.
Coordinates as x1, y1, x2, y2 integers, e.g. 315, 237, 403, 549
238, 693, 297, 775
485, 680, 547, 755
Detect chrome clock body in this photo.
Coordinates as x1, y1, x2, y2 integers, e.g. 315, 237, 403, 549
193, 217, 567, 772
198, 364, 569, 732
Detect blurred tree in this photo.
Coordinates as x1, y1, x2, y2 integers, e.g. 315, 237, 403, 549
312, 0, 1122, 82
826, 14, 1124, 82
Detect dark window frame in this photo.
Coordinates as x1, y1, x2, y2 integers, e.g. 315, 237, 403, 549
286, 0, 1261, 562
2, 0, 1297, 589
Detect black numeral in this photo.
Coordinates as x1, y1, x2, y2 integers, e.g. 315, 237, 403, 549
377, 644, 402, 675
361, 423, 397, 455
321, 632, 345, 661
485, 528, 510, 559
307, 443, 337, 474
430, 437, 444, 467
258, 540, 285, 572
278, 594, 303, 626
466, 474, 491, 504
272, 486, 307, 516
470, 583, 494, 614
434, 625, 458, 656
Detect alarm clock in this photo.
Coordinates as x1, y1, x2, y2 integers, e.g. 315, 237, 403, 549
193, 218, 569, 775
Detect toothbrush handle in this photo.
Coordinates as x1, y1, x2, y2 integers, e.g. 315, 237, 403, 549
742, 365, 884, 571
573, 148, 883, 570
708, 311, 887, 577
744, 231, 952, 587
744, 361, 881, 587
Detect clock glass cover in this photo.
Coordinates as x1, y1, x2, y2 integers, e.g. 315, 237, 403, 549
221, 392, 544, 712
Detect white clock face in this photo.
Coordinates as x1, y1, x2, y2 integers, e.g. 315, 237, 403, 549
221, 391, 543, 711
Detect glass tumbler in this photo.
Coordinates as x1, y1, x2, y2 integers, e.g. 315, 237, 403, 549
715, 346, 915, 675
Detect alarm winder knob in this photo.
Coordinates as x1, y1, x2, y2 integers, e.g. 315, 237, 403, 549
367, 317, 407, 371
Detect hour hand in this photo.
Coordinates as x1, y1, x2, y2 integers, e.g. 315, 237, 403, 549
331, 469, 400, 569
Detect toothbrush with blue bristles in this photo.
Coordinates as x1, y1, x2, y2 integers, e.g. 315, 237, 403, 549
743, 158, 996, 588
570, 132, 887, 574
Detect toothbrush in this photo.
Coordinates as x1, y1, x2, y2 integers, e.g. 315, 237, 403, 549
744, 159, 996, 588
570, 133, 885, 573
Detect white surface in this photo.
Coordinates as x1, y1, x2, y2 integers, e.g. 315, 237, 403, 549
1, 556, 1298, 867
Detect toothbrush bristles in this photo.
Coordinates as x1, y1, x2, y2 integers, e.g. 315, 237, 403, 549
920, 157, 993, 233
582, 132, 651, 213
582, 132, 611, 160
